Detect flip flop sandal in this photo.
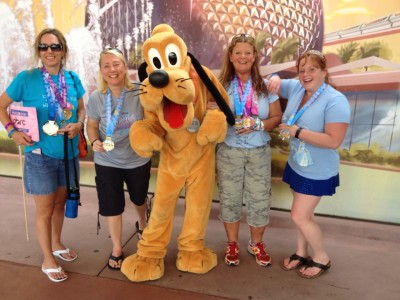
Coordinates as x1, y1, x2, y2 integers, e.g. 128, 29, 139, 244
108, 253, 124, 270
298, 259, 331, 279
53, 248, 78, 262
281, 253, 309, 271
135, 221, 144, 240
41, 266, 68, 283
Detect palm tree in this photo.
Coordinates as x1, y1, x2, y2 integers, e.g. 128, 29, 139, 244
271, 37, 299, 64
337, 42, 359, 63
254, 32, 271, 52
356, 41, 382, 58
354, 41, 382, 71
128, 44, 144, 69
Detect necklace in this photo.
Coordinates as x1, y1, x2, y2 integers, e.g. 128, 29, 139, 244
232, 75, 254, 117
103, 88, 126, 151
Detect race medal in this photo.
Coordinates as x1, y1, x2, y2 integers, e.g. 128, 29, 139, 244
42, 120, 59, 136
187, 117, 200, 133
279, 129, 290, 141
234, 116, 244, 131
63, 108, 72, 120
243, 116, 254, 129
103, 136, 115, 151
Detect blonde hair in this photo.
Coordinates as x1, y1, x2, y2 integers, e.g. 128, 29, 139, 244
218, 34, 268, 96
98, 49, 134, 93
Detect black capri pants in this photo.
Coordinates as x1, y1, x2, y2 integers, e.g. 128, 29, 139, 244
95, 160, 151, 216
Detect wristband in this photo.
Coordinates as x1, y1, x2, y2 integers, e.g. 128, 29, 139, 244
4, 122, 13, 130
8, 128, 16, 138
91, 139, 99, 146
295, 127, 303, 139
77, 120, 85, 127
270, 73, 279, 77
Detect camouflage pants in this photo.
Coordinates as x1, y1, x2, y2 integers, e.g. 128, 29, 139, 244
216, 143, 272, 227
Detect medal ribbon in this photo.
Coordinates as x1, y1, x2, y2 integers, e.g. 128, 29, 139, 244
105, 88, 126, 137
40, 67, 67, 122
285, 83, 327, 126
233, 75, 254, 117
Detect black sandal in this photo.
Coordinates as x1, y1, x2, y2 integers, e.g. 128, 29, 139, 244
135, 221, 143, 240
281, 253, 309, 271
298, 259, 331, 279
108, 253, 123, 270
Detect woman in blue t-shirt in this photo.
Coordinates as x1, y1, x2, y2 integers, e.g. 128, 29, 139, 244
0, 28, 86, 283
278, 50, 351, 278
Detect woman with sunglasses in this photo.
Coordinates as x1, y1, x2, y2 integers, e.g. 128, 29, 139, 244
86, 49, 151, 271
212, 34, 282, 267
278, 50, 350, 278
0, 28, 86, 282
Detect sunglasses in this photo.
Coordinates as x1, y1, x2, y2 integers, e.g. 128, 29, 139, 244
232, 33, 255, 42
102, 47, 123, 54
38, 43, 63, 52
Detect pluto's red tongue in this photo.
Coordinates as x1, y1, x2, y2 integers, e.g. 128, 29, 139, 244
164, 100, 184, 129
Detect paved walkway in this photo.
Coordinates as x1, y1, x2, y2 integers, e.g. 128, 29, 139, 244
0, 176, 399, 300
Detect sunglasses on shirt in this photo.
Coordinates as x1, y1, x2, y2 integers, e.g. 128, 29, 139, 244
38, 43, 63, 52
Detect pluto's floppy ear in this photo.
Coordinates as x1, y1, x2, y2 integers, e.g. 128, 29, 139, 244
138, 62, 148, 82
187, 52, 235, 126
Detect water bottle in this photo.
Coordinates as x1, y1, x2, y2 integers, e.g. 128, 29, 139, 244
65, 188, 80, 218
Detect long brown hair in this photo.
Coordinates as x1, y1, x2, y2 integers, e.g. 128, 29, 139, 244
219, 34, 268, 96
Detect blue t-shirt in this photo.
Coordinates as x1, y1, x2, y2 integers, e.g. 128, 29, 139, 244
280, 79, 351, 180
6, 68, 85, 159
223, 81, 279, 148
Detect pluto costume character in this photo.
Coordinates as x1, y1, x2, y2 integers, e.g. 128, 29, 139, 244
121, 24, 234, 282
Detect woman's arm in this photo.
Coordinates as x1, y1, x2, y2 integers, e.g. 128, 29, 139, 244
288, 122, 349, 149
58, 97, 86, 139
0, 91, 34, 145
86, 116, 105, 152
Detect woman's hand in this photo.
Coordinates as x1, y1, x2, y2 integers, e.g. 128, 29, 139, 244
235, 127, 253, 135
267, 75, 281, 95
91, 139, 105, 152
58, 122, 83, 139
9, 130, 34, 146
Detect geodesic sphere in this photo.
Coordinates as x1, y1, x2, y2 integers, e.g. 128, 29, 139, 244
194, 0, 324, 66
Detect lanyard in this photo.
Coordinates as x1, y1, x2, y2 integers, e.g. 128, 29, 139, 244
41, 67, 67, 122
286, 82, 327, 126
105, 88, 126, 137
232, 75, 254, 116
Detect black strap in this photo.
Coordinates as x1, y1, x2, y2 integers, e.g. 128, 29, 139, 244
64, 134, 79, 191
187, 52, 235, 126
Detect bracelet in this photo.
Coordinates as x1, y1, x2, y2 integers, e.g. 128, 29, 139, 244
7, 128, 16, 138
295, 127, 303, 139
77, 120, 85, 128
91, 139, 99, 146
4, 122, 13, 130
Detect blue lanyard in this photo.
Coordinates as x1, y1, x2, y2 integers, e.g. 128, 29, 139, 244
105, 89, 126, 137
286, 83, 327, 126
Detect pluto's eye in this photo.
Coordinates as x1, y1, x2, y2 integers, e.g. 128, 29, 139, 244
148, 48, 164, 70
165, 43, 181, 68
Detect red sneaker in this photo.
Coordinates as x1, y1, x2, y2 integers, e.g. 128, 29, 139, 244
247, 242, 271, 266
225, 241, 239, 266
